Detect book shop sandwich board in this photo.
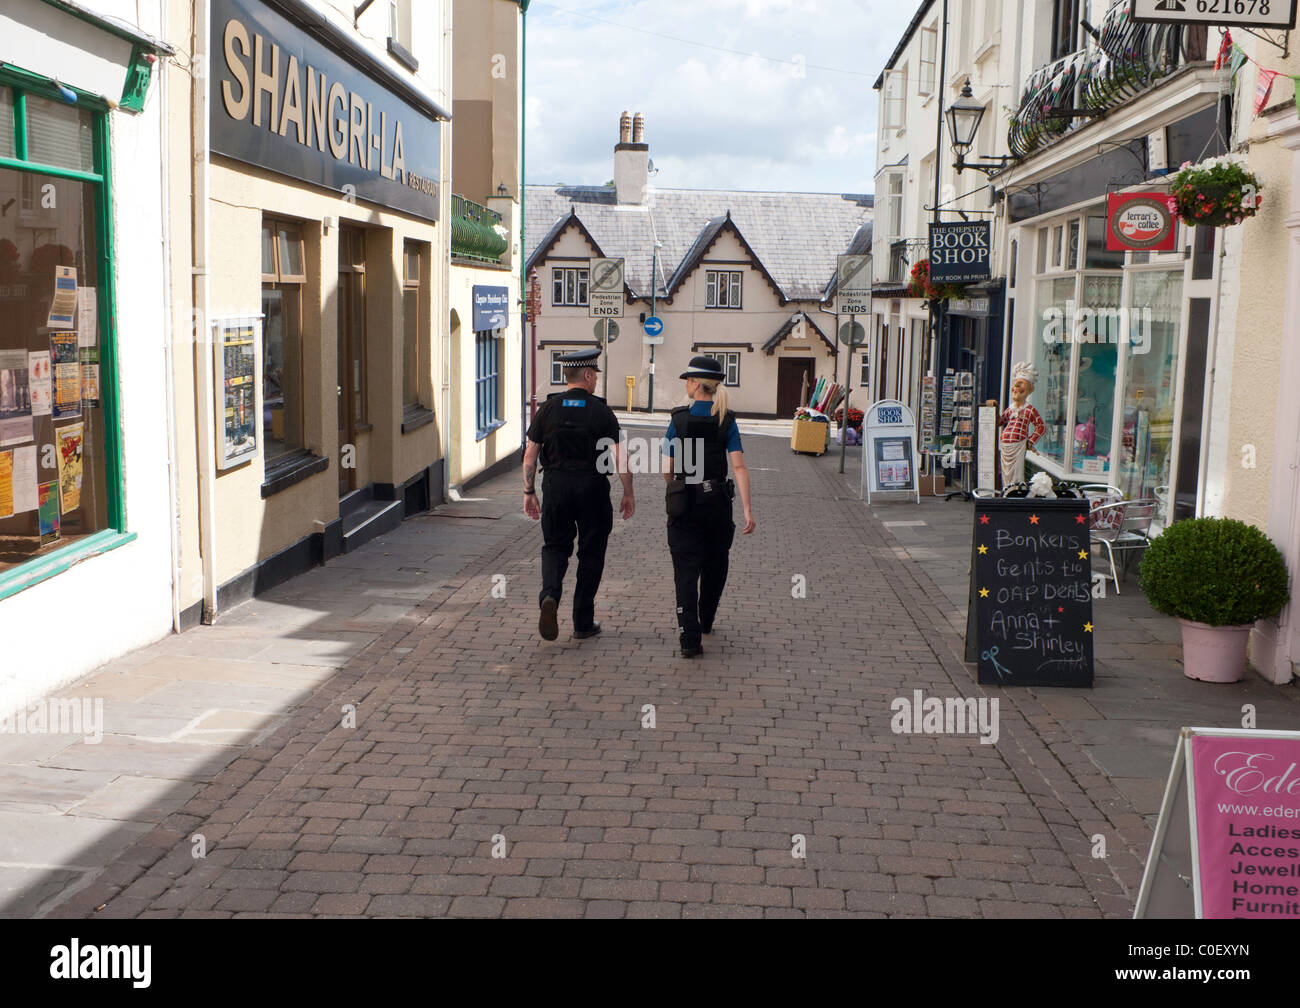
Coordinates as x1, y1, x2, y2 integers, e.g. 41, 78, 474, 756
1136, 728, 1300, 919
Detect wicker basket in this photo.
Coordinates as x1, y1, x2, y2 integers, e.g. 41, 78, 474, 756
791, 418, 828, 455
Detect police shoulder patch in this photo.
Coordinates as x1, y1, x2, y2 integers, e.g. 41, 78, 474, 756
561, 398, 585, 407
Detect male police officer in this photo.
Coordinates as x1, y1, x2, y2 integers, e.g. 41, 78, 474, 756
523, 348, 634, 641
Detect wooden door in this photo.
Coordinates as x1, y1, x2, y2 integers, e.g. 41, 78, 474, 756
777, 358, 814, 417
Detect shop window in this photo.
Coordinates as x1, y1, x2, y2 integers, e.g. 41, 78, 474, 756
402, 240, 426, 408
1035, 226, 1048, 273
24, 95, 94, 173
261, 220, 306, 461
0, 83, 121, 584
1119, 269, 1184, 527
1031, 275, 1076, 466
1084, 215, 1124, 269
0, 88, 13, 159
475, 331, 502, 439
1066, 220, 1080, 270
1072, 274, 1121, 476
705, 270, 742, 309
337, 227, 367, 433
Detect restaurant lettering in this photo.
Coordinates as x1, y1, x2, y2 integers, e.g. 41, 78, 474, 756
221, 18, 408, 183
211, 0, 441, 222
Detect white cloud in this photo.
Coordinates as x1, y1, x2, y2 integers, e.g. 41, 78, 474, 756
525, 0, 910, 193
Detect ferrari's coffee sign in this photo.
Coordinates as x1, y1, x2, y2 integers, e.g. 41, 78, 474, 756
1107, 192, 1177, 252
212, 0, 441, 221
928, 222, 991, 284
1133, 0, 1297, 30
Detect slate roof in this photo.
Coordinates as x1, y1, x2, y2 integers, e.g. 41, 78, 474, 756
525, 185, 874, 303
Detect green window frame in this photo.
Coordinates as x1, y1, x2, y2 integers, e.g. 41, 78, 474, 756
0, 68, 133, 602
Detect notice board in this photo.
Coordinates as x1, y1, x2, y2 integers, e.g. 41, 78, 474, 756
964, 497, 1094, 687
1136, 728, 1300, 919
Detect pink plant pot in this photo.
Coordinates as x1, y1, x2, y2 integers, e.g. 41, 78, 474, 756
1178, 619, 1252, 683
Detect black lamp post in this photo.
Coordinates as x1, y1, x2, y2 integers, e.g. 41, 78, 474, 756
947, 80, 1016, 176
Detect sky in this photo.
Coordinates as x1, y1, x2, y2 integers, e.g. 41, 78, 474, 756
525, 0, 918, 195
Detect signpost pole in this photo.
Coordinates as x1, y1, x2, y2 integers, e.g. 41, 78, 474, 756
602, 320, 609, 401
840, 313, 851, 475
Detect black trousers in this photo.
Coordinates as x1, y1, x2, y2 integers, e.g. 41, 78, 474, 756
667, 492, 736, 647
539, 470, 614, 631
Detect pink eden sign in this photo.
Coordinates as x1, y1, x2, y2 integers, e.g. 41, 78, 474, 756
1192, 734, 1300, 919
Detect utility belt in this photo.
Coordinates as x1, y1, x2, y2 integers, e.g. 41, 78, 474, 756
666, 475, 734, 517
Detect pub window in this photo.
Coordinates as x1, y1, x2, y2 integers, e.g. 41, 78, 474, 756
402, 240, 426, 408
261, 219, 306, 461
705, 270, 742, 309
552, 267, 588, 306
0, 80, 124, 585
475, 331, 502, 438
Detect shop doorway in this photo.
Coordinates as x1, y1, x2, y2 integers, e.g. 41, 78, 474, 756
777, 358, 814, 417
337, 227, 367, 497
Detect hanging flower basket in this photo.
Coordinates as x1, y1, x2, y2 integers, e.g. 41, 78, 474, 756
907, 259, 967, 302
1170, 158, 1263, 228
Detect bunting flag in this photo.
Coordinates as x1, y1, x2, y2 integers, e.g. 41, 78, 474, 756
1214, 30, 1234, 72
1230, 45, 1248, 82
1255, 69, 1279, 117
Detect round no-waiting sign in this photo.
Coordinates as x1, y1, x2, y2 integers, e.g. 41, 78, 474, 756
594, 319, 619, 343
838, 320, 867, 347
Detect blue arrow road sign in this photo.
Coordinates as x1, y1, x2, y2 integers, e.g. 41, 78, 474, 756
644, 315, 664, 337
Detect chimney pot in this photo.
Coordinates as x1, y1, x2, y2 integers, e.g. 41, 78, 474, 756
620, 111, 632, 144
632, 112, 645, 143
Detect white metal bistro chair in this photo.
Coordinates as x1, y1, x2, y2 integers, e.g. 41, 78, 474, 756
1088, 498, 1158, 594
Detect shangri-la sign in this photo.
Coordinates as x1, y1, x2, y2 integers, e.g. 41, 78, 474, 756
211, 0, 442, 222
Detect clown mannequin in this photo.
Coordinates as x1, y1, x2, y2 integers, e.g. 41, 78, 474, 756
995, 362, 1046, 487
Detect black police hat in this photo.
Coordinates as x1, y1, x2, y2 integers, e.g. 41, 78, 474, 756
558, 347, 601, 372
679, 355, 725, 381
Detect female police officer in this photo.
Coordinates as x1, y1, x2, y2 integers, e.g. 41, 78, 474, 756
661, 356, 756, 658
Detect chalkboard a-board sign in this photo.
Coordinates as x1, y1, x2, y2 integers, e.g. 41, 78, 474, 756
963, 498, 1094, 687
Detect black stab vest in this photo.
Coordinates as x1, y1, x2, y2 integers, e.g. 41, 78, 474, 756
671, 406, 735, 483
540, 389, 607, 473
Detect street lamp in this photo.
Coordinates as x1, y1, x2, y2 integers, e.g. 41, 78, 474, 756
947, 80, 1016, 176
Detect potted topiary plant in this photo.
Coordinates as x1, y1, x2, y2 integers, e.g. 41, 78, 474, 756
1139, 517, 1290, 683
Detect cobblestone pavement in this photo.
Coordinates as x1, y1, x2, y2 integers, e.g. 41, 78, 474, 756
20, 425, 1294, 919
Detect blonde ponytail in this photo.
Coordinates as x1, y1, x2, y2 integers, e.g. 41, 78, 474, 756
697, 379, 729, 423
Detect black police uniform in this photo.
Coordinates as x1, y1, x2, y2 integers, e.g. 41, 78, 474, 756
526, 381, 620, 633
666, 404, 738, 652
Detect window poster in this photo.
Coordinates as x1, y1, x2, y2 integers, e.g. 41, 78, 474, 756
0, 449, 11, 518
216, 319, 259, 469
50, 333, 80, 420
0, 349, 33, 446
80, 348, 99, 406
56, 422, 83, 514
47, 266, 77, 329
29, 351, 51, 417
12, 444, 37, 514
76, 287, 97, 348
38, 481, 60, 545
